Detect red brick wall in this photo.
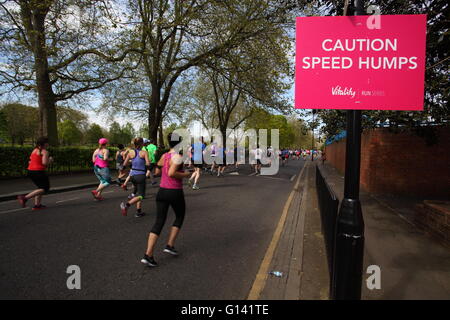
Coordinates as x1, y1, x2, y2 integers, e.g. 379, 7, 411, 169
325, 127, 450, 198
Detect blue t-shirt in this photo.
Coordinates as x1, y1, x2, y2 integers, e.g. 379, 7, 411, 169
192, 143, 206, 162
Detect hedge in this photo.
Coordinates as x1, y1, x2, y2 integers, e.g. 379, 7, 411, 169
0, 146, 170, 178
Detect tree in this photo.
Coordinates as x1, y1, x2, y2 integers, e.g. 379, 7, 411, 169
100, 0, 302, 143
245, 109, 298, 147
108, 121, 135, 145
0, 0, 139, 145
57, 107, 89, 133
58, 119, 83, 146
0, 103, 39, 145
0, 109, 8, 143
85, 123, 104, 145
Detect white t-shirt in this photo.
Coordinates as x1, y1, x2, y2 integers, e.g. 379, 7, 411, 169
254, 148, 263, 160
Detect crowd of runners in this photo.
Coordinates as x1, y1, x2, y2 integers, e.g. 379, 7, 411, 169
15, 134, 321, 267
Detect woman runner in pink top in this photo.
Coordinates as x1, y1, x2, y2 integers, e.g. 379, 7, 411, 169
141, 132, 191, 267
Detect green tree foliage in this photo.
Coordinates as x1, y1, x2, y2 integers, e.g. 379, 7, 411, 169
56, 107, 89, 133
85, 123, 104, 145
0, 109, 8, 143
245, 109, 312, 148
0, 103, 39, 145
108, 121, 136, 145
58, 120, 83, 146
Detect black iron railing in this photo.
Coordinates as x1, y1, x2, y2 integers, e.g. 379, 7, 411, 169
315, 165, 339, 283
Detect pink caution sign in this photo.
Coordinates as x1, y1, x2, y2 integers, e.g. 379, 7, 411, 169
295, 15, 427, 110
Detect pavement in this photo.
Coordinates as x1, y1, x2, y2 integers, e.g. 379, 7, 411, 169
1, 159, 449, 300
319, 162, 450, 300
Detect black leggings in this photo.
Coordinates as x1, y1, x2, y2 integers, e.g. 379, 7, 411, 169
151, 188, 185, 236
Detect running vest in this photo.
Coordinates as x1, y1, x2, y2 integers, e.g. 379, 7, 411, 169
160, 152, 183, 190
116, 151, 124, 165
28, 149, 46, 171
130, 149, 146, 176
94, 150, 108, 168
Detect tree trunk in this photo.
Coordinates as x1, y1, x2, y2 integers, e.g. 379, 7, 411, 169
158, 117, 165, 148
148, 82, 160, 143
22, 3, 58, 145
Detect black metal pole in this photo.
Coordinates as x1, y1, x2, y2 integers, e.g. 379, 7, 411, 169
331, 0, 365, 300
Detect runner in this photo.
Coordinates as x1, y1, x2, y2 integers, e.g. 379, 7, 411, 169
254, 145, 263, 175
121, 139, 134, 191
91, 138, 112, 200
188, 136, 205, 190
209, 140, 217, 175
267, 146, 274, 166
141, 132, 191, 267
17, 137, 53, 210
143, 138, 158, 185
281, 148, 289, 166
120, 137, 150, 218
216, 145, 227, 177
115, 144, 128, 185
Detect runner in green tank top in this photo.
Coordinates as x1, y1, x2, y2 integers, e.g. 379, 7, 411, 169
143, 138, 158, 185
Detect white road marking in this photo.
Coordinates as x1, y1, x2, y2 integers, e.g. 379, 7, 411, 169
257, 176, 288, 182
56, 198, 79, 204
0, 207, 28, 214
290, 174, 297, 182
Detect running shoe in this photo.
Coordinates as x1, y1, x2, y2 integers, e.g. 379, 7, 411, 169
95, 196, 105, 201
151, 182, 158, 186
17, 195, 27, 208
91, 190, 98, 199
121, 184, 128, 191
163, 245, 179, 256
32, 204, 47, 211
135, 211, 146, 218
192, 184, 200, 190
141, 255, 158, 267
120, 202, 128, 216
188, 179, 192, 187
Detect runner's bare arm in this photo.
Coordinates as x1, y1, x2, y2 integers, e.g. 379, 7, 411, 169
154, 154, 165, 177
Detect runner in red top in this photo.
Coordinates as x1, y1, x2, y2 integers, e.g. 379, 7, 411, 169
17, 137, 53, 210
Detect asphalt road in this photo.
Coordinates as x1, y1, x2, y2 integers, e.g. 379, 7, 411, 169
0, 160, 305, 299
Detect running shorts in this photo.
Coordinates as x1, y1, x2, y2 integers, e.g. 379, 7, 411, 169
27, 170, 50, 193
131, 174, 146, 198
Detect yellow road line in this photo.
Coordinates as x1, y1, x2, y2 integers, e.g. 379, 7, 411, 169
247, 162, 308, 300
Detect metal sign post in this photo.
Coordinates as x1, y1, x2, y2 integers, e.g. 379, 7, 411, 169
331, 0, 365, 300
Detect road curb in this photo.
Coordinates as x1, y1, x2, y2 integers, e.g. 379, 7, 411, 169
0, 183, 99, 202
247, 162, 307, 300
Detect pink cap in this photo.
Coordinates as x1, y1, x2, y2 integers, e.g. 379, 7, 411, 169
98, 138, 108, 145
